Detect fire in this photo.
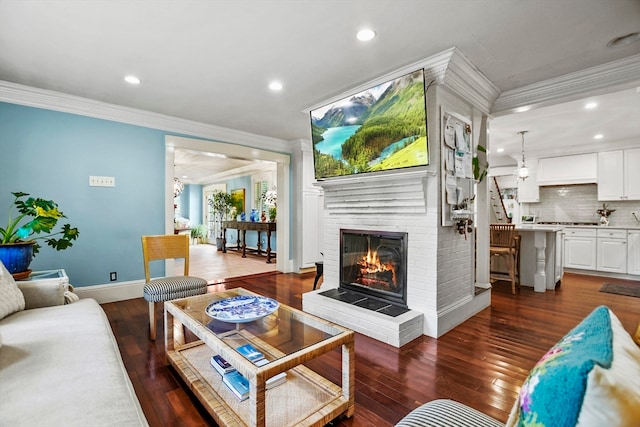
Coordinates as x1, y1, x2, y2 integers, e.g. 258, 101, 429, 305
356, 249, 397, 288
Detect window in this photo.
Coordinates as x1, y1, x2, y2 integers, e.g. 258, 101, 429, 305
254, 180, 269, 212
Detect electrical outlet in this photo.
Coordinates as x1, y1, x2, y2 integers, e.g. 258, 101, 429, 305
109, 272, 117, 281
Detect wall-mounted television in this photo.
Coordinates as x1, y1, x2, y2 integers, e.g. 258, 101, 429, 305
310, 69, 428, 180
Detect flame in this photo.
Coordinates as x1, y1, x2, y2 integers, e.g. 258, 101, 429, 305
357, 249, 397, 285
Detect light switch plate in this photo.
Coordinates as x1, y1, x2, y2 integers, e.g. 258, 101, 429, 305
89, 176, 115, 187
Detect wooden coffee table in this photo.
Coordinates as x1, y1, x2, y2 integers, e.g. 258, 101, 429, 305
164, 288, 355, 427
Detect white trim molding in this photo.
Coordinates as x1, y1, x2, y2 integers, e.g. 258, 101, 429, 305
74, 280, 145, 304
304, 47, 500, 116
492, 54, 640, 116
0, 80, 293, 154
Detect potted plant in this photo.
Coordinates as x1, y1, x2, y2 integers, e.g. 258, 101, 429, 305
0, 191, 80, 276
208, 190, 232, 250
190, 224, 208, 244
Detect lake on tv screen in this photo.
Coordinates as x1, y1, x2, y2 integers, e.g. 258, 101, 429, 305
315, 125, 425, 169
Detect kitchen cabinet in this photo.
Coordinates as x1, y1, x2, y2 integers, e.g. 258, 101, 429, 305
598, 148, 640, 201
518, 161, 539, 203
596, 229, 627, 273
628, 230, 640, 276
563, 228, 597, 270
537, 153, 597, 185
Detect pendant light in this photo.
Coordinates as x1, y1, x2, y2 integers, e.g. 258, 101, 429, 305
517, 131, 529, 180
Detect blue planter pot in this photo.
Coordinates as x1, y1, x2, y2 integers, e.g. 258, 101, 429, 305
0, 241, 35, 275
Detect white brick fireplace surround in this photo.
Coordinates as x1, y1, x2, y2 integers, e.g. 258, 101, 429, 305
302, 169, 491, 347
301, 48, 499, 347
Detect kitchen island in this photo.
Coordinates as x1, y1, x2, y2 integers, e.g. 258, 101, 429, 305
516, 224, 564, 292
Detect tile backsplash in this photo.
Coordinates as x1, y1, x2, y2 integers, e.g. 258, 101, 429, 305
523, 184, 640, 227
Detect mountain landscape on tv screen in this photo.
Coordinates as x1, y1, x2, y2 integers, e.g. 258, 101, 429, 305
311, 70, 428, 179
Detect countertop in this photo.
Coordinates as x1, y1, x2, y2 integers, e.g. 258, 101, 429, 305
516, 224, 640, 231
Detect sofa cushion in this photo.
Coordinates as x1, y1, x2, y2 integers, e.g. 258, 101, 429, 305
506, 305, 640, 427
0, 298, 148, 426
0, 261, 25, 320
396, 399, 504, 427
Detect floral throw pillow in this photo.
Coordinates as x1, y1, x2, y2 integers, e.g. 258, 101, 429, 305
506, 305, 640, 427
0, 260, 26, 320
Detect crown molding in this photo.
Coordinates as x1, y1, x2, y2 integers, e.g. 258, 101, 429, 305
434, 48, 501, 114
491, 54, 640, 116
304, 47, 499, 115
0, 80, 292, 153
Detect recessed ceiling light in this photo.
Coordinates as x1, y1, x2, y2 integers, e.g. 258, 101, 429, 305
607, 32, 640, 48
584, 102, 598, 110
497, 148, 504, 153
515, 106, 531, 113
124, 75, 141, 85
594, 134, 604, 140
356, 28, 376, 41
269, 81, 283, 91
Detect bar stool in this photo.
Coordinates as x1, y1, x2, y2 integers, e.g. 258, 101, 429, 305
489, 223, 519, 294
313, 261, 323, 290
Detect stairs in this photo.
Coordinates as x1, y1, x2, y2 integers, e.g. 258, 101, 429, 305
490, 177, 508, 223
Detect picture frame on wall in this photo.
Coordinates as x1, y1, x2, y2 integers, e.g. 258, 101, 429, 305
230, 188, 245, 215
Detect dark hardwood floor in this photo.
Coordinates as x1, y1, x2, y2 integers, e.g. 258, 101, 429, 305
102, 272, 640, 427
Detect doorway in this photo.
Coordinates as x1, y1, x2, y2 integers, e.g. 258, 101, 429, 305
165, 135, 291, 275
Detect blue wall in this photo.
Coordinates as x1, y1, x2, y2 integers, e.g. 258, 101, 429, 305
174, 184, 203, 226
0, 103, 170, 286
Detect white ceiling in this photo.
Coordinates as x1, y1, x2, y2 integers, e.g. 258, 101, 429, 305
1, 1, 639, 181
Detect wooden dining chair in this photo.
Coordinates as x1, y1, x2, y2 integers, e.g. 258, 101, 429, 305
141, 234, 208, 340
489, 223, 519, 294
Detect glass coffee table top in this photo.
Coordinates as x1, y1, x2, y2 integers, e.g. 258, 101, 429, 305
168, 288, 343, 362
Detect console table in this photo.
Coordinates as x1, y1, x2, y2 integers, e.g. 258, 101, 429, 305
222, 221, 276, 263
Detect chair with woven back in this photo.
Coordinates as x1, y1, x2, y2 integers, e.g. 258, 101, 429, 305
141, 234, 208, 340
489, 223, 520, 294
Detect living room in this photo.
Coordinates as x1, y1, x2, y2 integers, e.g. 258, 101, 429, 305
1, 2, 640, 426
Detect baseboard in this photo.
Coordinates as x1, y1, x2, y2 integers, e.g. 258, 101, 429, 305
74, 279, 145, 304
436, 291, 491, 337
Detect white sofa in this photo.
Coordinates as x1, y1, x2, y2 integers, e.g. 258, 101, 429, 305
0, 262, 148, 426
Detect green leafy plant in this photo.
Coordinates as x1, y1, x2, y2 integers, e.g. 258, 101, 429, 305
472, 144, 489, 183
1, 191, 80, 255
190, 224, 208, 240
208, 190, 233, 238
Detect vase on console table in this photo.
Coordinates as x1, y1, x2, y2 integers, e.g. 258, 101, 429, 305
250, 209, 258, 222
240, 212, 246, 221
261, 211, 266, 222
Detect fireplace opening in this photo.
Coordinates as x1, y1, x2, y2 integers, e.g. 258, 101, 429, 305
340, 229, 408, 308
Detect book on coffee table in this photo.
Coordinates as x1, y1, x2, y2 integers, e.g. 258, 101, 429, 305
210, 354, 235, 376
266, 371, 287, 390
236, 343, 264, 363
222, 371, 249, 401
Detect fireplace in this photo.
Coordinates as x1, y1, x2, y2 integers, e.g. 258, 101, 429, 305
316, 229, 410, 317
340, 229, 408, 307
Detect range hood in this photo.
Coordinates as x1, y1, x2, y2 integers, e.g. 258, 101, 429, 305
536, 153, 597, 186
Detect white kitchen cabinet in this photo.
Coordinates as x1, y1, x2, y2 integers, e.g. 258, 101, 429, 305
518, 160, 539, 203
537, 153, 597, 185
555, 231, 563, 283
628, 230, 640, 276
596, 229, 627, 273
598, 148, 640, 201
563, 228, 597, 270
